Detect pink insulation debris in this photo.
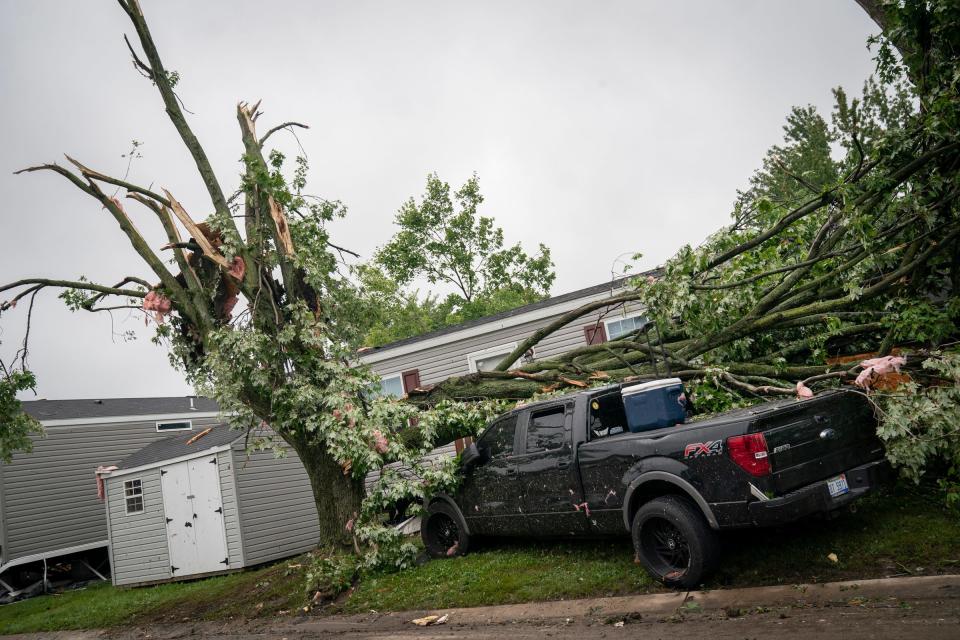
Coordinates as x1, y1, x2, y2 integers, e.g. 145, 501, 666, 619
142, 290, 172, 322
372, 429, 389, 454
796, 381, 814, 399
855, 355, 907, 390
228, 256, 246, 280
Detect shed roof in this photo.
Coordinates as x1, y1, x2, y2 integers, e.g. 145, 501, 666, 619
115, 424, 242, 471
21, 396, 219, 422
359, 273, 653, 356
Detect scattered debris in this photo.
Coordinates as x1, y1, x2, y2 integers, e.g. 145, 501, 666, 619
679, 601, 703, 614
605, 612, 643, 626
855, 355, 907, 390
186, 427, 213, 445
411, 614, 448, 626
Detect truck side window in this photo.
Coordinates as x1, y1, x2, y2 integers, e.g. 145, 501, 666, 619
477, 414, 519, 459
589, 393, 627, 440
526, 406, 567, 453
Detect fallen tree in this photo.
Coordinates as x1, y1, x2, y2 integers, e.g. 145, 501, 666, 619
404, 1, 960, 493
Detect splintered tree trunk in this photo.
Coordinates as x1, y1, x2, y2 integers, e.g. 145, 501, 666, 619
292, 440, 365, 547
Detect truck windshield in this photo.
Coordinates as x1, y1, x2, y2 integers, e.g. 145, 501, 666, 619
589, 393, 627, 440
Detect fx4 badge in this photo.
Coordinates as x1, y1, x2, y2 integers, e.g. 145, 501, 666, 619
684, 440, 723, 459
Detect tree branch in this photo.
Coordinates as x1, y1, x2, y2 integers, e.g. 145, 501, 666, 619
258, 121, 309, 147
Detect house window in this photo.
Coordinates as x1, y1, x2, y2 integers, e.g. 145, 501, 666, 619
124, 479, 144, 513
377, 374, 405, 398
467, 343, 518, 373
604, 313, 647, 341
156, 420, 192, 432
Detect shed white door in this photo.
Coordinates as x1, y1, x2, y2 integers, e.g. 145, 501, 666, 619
160, 456, 229, 577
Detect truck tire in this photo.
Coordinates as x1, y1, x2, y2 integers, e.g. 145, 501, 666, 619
631, 495, 719, 589
421, 502, 470, 559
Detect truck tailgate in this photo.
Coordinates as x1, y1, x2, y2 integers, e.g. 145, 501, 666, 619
753, 391, 883, 495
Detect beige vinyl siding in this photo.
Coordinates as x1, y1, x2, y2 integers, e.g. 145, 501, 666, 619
105, 469, 170, 586
232, 441, 320, 565
364, 292, 646, 385
0, 416, 219, 564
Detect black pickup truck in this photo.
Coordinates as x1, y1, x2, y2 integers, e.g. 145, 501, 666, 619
421, 383, 890, 588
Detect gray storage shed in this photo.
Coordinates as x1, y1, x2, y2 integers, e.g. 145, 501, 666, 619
102, 424, 319, 586
0, 397, 220, 588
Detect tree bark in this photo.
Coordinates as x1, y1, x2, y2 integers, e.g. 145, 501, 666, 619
290, 436, 365, 547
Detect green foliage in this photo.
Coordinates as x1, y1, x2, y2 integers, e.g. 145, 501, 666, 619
303, 552, 358, 600
0, 369, 43, 462
363, 173, 556, 346
874, 352, 960, 491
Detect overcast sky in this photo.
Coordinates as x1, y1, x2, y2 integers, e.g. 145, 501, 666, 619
0, 1, 879, 400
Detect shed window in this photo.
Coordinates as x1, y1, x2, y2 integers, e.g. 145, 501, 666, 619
124, 479, 144, 513
156, 420, 192, 432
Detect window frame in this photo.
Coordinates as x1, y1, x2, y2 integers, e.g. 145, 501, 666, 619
466, 342, 519, 373
376, 373, 405, 399
476, 413, 521, 460
124, 478, 144, 514
522, 403, 570, 454
602, 311, 648, 341
155, 419, 193, 432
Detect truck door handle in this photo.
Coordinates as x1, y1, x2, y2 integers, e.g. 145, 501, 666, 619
557, 460, 571, 470
505, 467, 517, 476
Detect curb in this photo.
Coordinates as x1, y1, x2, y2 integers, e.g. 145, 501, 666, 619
331, 573, 960, 627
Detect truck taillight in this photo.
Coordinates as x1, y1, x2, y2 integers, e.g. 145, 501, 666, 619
727, 433, 771, 477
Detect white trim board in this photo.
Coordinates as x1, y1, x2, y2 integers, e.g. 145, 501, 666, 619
39, 412, 220, 428
103, 443, 238, 479
360, 286, 633, 364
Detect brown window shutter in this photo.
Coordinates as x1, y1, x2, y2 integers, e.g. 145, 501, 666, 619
401, 369, 422, 395
583, 323, 607, 345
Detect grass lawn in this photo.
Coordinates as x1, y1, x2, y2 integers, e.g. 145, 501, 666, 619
1, 483, 957, 634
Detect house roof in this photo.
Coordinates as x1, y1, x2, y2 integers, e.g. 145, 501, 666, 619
361, 272, 654, 357
21, 396, 219, 422
115, 424, 242, 471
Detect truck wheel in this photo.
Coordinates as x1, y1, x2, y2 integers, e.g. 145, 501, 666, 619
422, 502, 470, 559
631, 495, 719, 589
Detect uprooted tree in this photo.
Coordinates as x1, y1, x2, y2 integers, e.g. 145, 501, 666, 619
1, 0, 959, 577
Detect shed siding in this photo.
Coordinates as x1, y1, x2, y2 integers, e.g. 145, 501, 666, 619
105, 469, 170, 586
217, 449, 245, 568
233, 442, 319, 566
1, 416, 219, 563
0, 464, 6, 564
364, 291, 645, 384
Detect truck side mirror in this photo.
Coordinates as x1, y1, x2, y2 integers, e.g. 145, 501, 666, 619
461, 443, 485, 469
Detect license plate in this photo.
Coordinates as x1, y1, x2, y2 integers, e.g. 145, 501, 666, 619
827, 474, 849, 498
